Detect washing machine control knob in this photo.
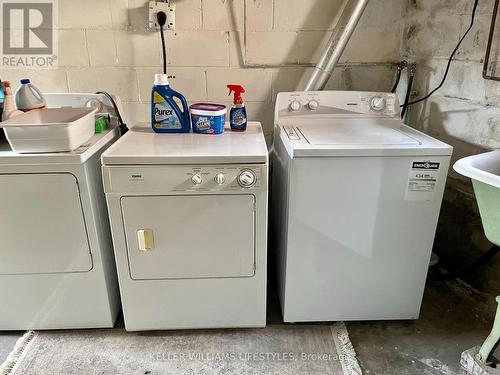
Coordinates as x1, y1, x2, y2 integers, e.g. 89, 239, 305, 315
369, 96, 386, 111
214, 173, 225, 185
307, 100, 319, 110
289, 100, 301, 112
191, 174, 202, 185
238, 170, 256, 187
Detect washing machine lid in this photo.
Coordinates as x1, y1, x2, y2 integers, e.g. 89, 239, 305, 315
279, 119, 453, 157
299, 120, 420, 146
101, 122, 268, 165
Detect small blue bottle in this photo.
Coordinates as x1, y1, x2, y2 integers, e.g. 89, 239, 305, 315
151, 74, 190, 133
227, 84, 247, 131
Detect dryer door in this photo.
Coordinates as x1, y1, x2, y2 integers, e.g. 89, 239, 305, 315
0, 173, 92, 275
121, 194, 255, 279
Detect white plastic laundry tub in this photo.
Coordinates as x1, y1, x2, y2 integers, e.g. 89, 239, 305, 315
0, 107, 96, 153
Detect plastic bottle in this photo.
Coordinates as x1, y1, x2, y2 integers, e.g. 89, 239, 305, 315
15, 79, 46, 112
151, 74, 190, 133
0, 81, 4, 138
1, 82, 23, 121
0, 81, 4, 120
227, 84, 247, 131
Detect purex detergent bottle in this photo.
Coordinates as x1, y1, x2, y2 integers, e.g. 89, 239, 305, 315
151, 73, 190, 133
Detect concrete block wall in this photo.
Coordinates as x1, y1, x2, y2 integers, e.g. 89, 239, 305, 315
401, 0, 500, 293
0, 0, 404, 140
403, 0, 500, 165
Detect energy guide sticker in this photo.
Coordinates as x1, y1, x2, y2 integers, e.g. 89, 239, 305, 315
405, 160, 441, 201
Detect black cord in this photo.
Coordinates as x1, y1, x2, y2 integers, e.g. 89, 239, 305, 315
391, 66, 402, 93
157, 11, 167, 75
401, 71, 415, 119
430, 245, 500, 281
95, 91, 128, 135
160, 25, 167, 75
402, 0, 479, 107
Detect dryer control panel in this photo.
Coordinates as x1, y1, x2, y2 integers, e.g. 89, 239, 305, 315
103, 164, 267, 194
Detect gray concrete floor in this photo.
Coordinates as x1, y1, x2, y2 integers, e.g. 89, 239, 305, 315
348, 280, 497, 374
0, 280, 497, 374
0, 332, 22, 364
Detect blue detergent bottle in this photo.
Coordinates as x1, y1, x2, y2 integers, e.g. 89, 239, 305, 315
227, 84, 247, 131
151, 74, 190, 133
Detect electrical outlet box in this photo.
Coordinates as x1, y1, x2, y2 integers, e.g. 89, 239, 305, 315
148, 1, 175, 31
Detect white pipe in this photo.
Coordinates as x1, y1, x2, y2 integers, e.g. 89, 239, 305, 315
304, 0, 370, 91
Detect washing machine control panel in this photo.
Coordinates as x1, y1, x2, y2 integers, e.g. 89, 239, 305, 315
103, 165, 266, 194
276, 91, 400, 119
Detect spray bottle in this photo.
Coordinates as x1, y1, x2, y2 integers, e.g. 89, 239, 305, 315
227, 84, 247, 131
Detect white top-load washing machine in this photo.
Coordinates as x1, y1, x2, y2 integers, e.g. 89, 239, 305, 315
271, 90, 453, 322
0, 94, 121, 330
102, 122, 268, 331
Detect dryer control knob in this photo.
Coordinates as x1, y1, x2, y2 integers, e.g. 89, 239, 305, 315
307, 100, 319, 110
369, 96, 386, 111
238, 170, 256, 187
289, 100, 301, 112
191, 174, 202, 185
214, 173, 225, 185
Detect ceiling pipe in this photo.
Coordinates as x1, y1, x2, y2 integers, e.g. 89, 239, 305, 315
304, 0, 370, 91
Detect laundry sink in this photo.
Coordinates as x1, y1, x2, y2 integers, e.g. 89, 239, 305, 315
454, 150, 500, 246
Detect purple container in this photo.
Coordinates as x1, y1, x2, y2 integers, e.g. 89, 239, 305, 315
189, 103, 227, 134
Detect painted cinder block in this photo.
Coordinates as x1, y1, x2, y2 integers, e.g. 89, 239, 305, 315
206, 68, 272, 102
203, 0, 244, 31
58, 30, 89, 67
68, 68, 138, 102
121, 102, 150, 125
274, 0, 343, 31
245, 0, 273, 31
228, 32, 245, 67
3, 70, 69, 93
86, 30, 117, 67
115, 32, 161, 67
245, 31, 298, 65
343, 26, 401, 62
58, 0, 118, 29
403, 16, 461, 59
165, 31, 229, 66
176, 0, 203, 30
136, 67, 207, 102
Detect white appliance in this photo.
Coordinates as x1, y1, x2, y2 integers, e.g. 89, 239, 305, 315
102, 122, 268, 331
271, 90, 453, 322
0, 93, 121, 330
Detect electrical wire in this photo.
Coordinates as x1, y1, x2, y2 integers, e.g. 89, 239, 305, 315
391, 66, 402, 93
401, 0, 479, 107
160, 25, 167, 75
401, 64, 416, 118
401, 73, 414, 119
157, 11, 168, 75
95, 91, 128, 135
429, 245, 500, 281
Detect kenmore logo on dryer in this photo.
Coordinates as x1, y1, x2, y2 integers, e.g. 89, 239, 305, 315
155, 108, 173, 116
412, 162, 440, 170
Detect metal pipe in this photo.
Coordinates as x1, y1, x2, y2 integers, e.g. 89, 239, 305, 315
304, 0, 370, 91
